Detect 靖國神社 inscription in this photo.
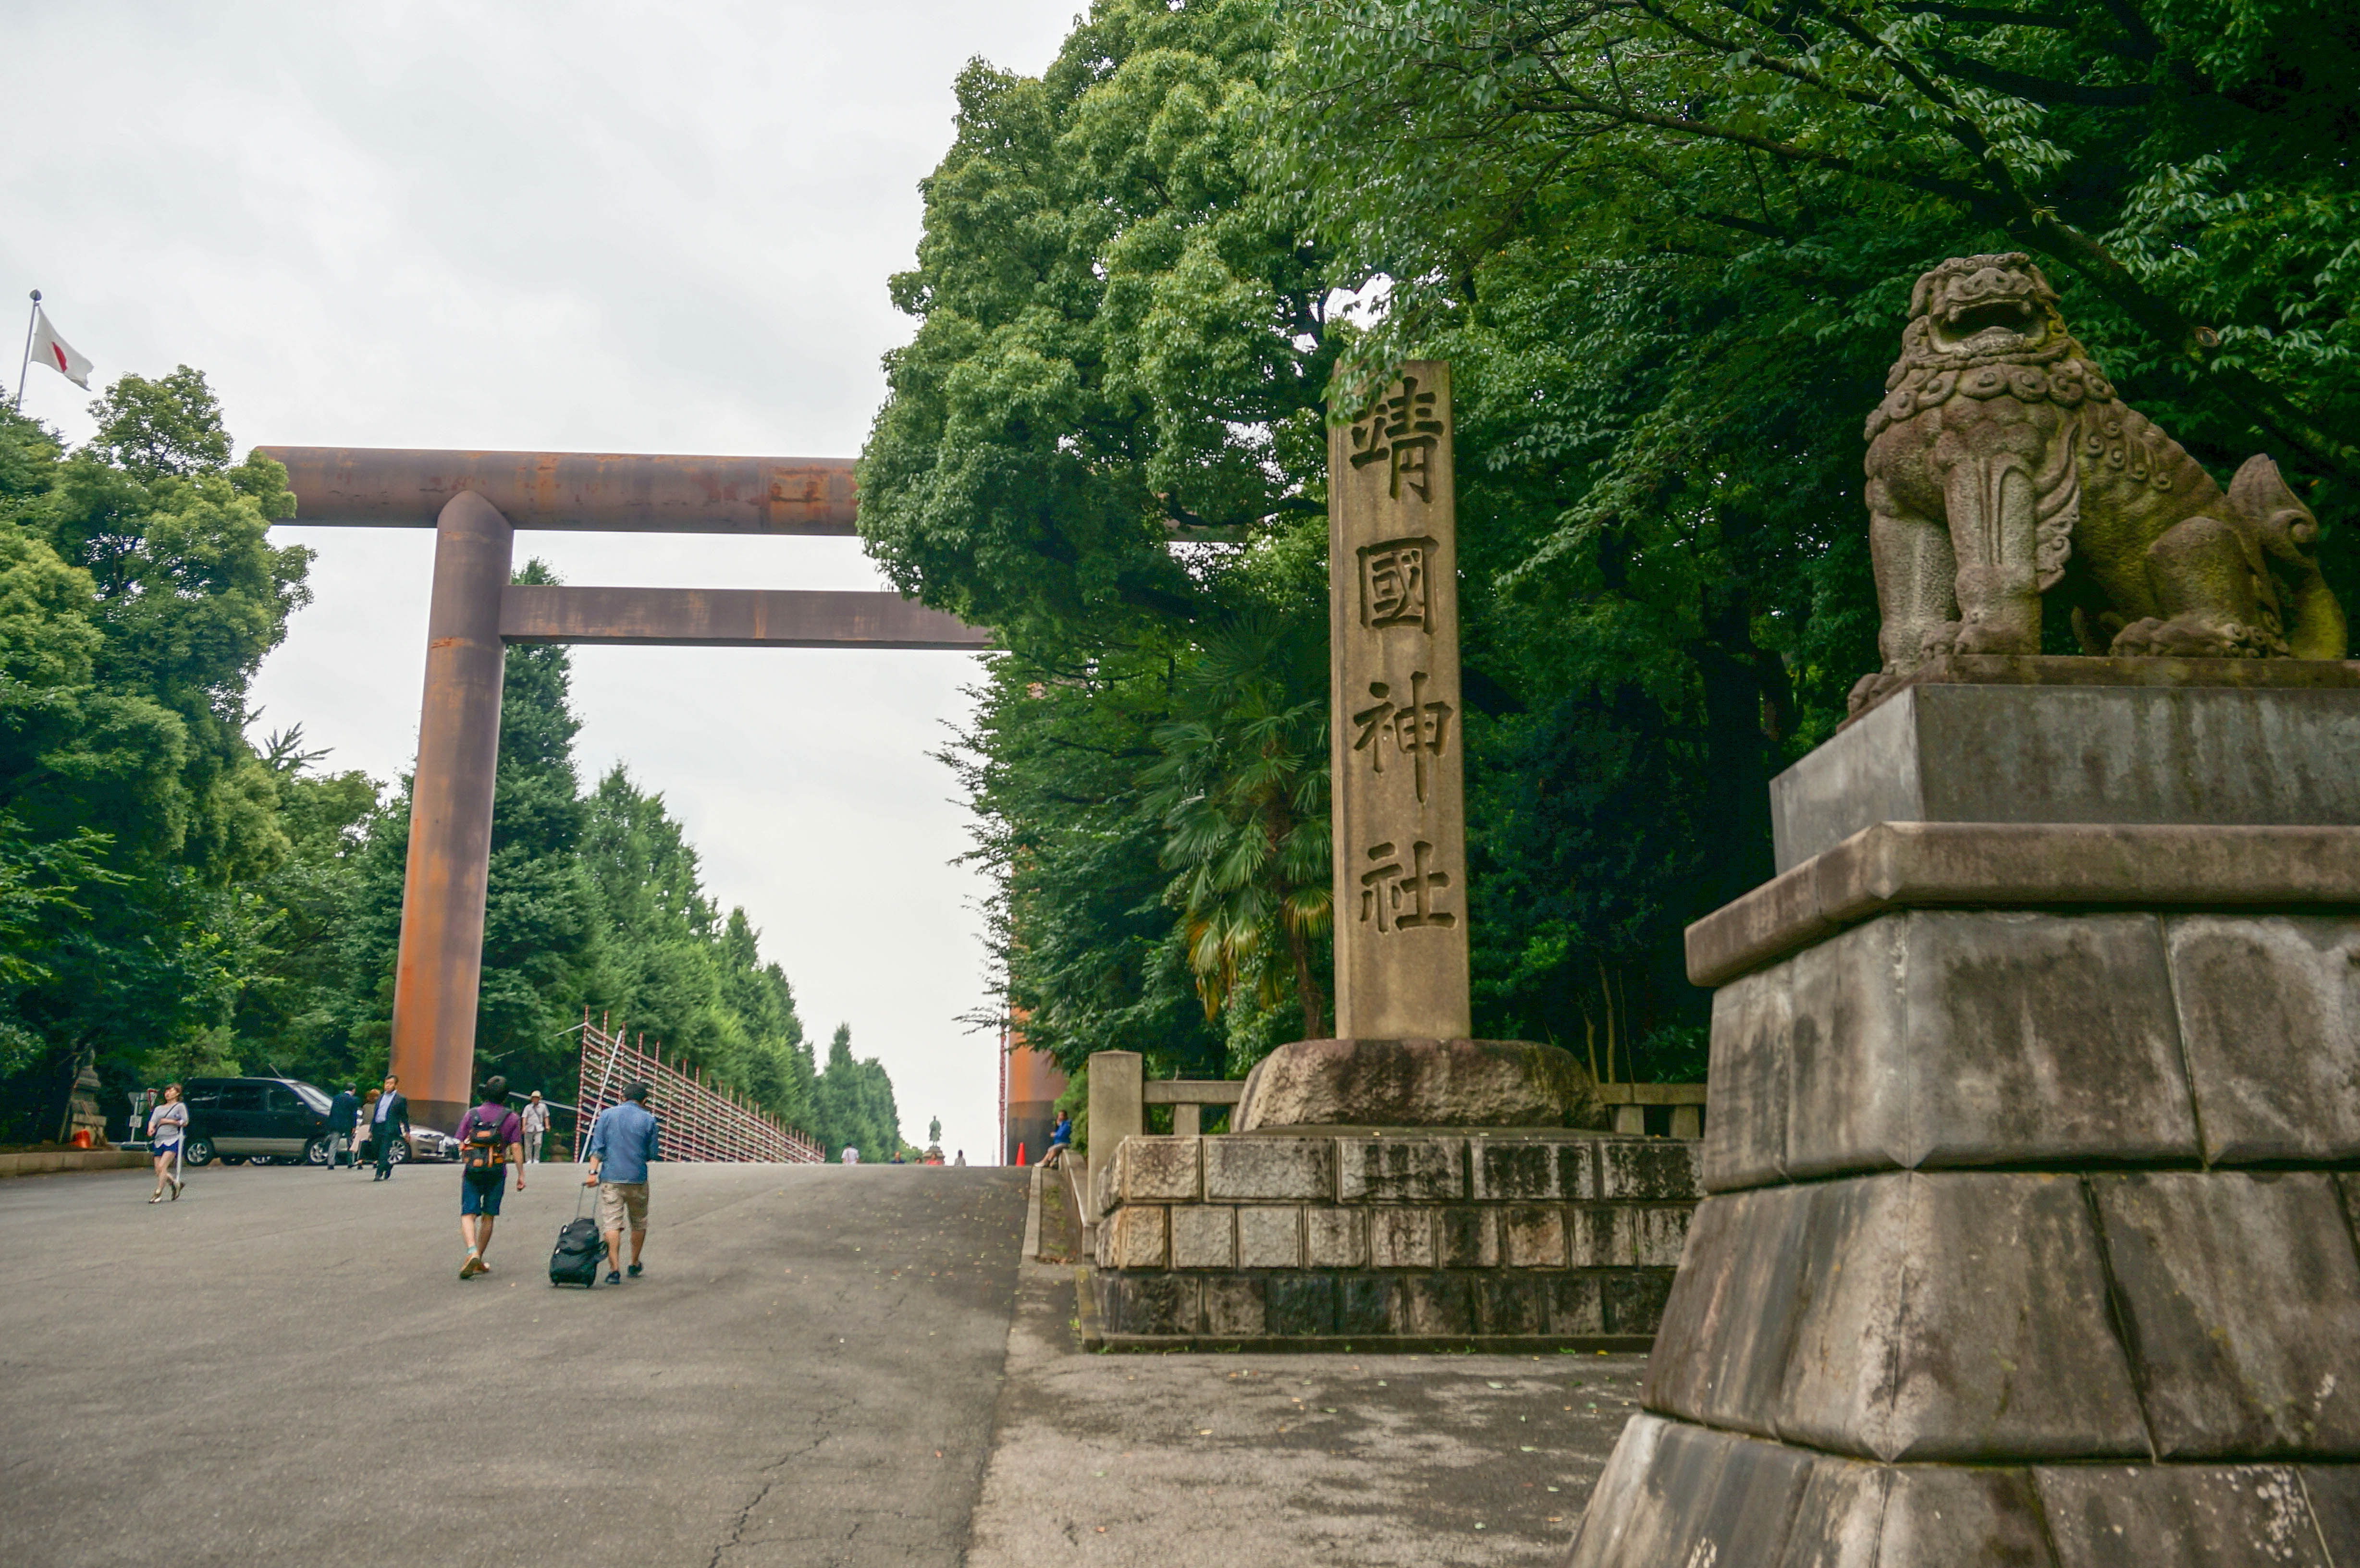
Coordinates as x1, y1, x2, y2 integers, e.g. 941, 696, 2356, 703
1329, 364, 1472, 1039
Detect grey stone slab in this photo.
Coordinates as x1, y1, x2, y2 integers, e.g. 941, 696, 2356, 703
1776, 1459, 2058, 1568
1437, 1207, 1499, 1268
1570, 1205, 1631, 1267
1116, 1137, 1201, 1202
1234, 1205, 1300, 1269
1599, 1138, 1702, 1199
1369, 1207, 1435, 1269
1202, 1275, 1264, 1337
1875, 1466, 2057, 1568
1770, 682, 2360, 873
1202, 1136, 1333, 1201
1168, 1204, 1235, 1270
1102, 1205, 1168, 1269
1303, 1206, 1366, 1268
1502, 1205, 1568, 1267
1399, 1274, 1475, 1336
1558, 1139, 1599, 1200
1480, 1275, 1548, 1335
1706, 965, 1792, 1191
2167, 915, 2360, 1164
1549, 1274, 1604, 1335
1261, 1274, 1334, 1335
1777, 1173, 2147, 1463
2299, 1465, 2360, 1565
1096, 1273, 1199, 1336
1470, 1137, 1561, 1200
1903, 911, 2197, 1168
1779, 918, 1912, 1179
1689, 821, 2360, 990
1781, 911, 2199, 1180
1644, 1185, 1815, 1437
1775, 1451, 1889, 1568
2035, 1464, 2333, 1568
2092, 1172, 2360, 1458
1336, 1274, 1395, 1336
1602, 1270, 1675, 1336
1565, 1413, 1814, 1568
1630, 1205, 1693, 1267
1335, 1136, 1463, 1202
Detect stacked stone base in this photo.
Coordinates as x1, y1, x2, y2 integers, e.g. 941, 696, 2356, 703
1575, 1415, 2359, 1565
1089, 1130, 1700, 1350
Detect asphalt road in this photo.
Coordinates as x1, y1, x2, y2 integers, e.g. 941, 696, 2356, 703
0, 1158, 1029, 1568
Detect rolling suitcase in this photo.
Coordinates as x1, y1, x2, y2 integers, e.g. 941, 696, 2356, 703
550, 1187, 607, 1287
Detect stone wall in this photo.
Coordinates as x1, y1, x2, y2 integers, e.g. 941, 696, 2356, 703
1090, 1131, 1701, 1348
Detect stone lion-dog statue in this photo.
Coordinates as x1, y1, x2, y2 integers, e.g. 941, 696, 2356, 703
1853, 252, 2345, 713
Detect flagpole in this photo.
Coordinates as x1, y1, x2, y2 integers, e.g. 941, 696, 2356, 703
11, 290, 37, 413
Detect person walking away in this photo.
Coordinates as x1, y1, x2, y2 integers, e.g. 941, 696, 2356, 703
455, 1076, 525, 1279
839, 1144, 860, 1165
584, 1082, 660, 1285
953, 1150, 966, 1166
519, 1090, 550, 1166
371, 1075, 410, 1180
147, 1084, 188, 1202
324, 1084, 359, 1169
353, 1089, 380, 1170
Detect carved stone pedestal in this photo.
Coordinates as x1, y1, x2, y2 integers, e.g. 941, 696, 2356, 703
1567, 673, 2360, 1567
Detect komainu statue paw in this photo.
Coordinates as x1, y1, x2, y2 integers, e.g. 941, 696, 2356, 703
2108, 615, 2277, 660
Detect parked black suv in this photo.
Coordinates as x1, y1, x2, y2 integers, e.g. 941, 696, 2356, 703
180, 1077, 335, 1167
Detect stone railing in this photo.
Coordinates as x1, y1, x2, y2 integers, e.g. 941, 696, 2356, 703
1597, 1083, 1707, 1139
1085, 1050, 1706, 1144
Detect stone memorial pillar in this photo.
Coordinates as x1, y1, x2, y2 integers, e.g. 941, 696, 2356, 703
1235, 363, 1595, 1132
1328, 360, 1471, 1040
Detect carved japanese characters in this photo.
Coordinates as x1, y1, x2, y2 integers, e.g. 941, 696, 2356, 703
1328, 365, 1472, 1039
1854, 253, 2346, 711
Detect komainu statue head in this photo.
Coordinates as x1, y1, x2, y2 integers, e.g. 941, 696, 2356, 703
1851, 254, 2345, 713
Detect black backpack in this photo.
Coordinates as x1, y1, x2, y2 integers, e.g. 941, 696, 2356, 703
550, 1215, 606, 1287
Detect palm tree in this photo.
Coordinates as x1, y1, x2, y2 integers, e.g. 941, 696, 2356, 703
1141, 612, 1332, 1044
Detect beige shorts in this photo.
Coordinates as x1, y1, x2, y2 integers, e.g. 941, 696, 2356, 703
595, 1180, 649, 1232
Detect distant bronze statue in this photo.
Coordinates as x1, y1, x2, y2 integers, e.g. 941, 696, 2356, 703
1854, 252, 2345, 711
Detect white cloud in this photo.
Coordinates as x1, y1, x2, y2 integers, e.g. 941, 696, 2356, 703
4, 0, 1082, 1163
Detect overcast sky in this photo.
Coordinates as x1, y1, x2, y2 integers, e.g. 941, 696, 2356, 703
3, 0, 1085, 1162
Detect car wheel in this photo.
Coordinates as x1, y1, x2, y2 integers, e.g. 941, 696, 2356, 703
220, 1154, 247, 1166
389, 1138, 412, 1165
304, 1139, 330, 1166
184, 1138, 216, 1167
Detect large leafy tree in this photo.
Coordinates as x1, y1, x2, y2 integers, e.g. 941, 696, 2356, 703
0, 373, 310, 1136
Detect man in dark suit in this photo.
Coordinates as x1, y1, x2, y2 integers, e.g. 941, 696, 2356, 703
370, 1073, 410, 1181
325, 1084, 359, 1169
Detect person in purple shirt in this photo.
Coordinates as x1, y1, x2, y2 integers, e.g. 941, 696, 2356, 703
455, 1075, 525, 1280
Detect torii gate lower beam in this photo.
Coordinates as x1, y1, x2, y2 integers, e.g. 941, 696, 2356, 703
262, 448, 992, 1130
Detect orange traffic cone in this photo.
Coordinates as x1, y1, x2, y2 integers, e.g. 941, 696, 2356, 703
1016, 1142, 1027, 1166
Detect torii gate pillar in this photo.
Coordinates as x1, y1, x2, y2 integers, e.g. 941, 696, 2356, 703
389, 492, 514, 1130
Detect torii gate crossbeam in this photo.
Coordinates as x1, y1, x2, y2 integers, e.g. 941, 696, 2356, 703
261, 447, 993, 1130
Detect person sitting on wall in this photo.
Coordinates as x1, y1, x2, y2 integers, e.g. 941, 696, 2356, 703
1041, 1111, 1074, 1168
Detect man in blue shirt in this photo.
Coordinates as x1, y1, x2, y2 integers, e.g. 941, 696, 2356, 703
585, 1081, 661, 1285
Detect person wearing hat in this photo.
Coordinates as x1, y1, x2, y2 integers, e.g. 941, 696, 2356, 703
518, 1090, 551, 1165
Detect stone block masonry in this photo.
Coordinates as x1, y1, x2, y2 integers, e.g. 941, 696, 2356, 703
1568, 670, 2360, 1568
1088, 1130, 1699, 1350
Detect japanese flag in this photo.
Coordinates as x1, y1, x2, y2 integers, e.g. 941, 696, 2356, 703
29, 307, 92, 390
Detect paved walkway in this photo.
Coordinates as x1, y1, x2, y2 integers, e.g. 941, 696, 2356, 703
0, 1161, 1644, 1567
2, 1160, 1028, 1568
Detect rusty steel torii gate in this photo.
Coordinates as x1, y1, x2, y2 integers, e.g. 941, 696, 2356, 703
260, 447, 992, 1132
